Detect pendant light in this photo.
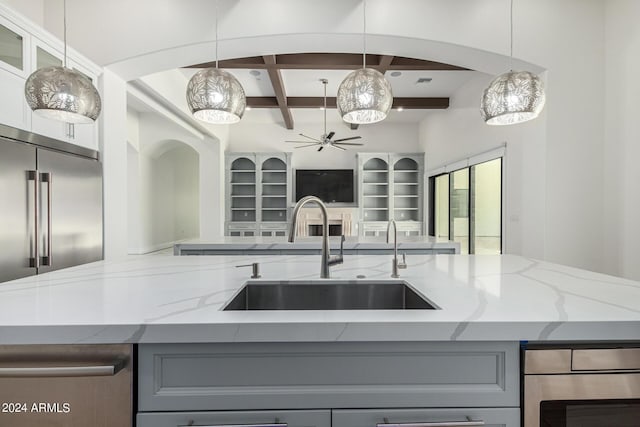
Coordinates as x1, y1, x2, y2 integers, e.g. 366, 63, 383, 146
24, 0, 101, 124
480, 0, 545, 125
337, 0, 393, 124
186, 0, 246, 124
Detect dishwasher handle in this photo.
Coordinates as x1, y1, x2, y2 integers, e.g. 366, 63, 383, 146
378, 418, 485, 427
0, 358, 126, 377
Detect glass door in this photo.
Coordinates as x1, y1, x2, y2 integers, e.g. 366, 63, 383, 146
470, 158, 502, 254
433, 174, 449, 241
450, 168, 469, 254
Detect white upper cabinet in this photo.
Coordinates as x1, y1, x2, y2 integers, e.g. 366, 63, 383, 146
0, 5, 101, 152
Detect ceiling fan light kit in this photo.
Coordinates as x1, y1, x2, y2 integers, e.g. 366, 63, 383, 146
24, 0, 101, 123
186, 0, 246, 124
480, 0, 545, 125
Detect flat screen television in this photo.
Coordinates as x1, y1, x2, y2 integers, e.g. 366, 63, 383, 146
295, 169, 354, 203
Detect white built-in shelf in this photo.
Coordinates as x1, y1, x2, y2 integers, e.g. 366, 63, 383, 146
364, 195, 388, 198
231, 208, 256, 211
364, 208, 388, 211
394, 195, 419, 198
232, 170, 256, 173
394, 182, 418, 185
394, 208, 419, 210
262, 208, 287, 211
262, 195, 286, 198
231, 183, 256, 186
262, 183, 286, 186
364, 182, 388, 186
231, 195, 255, 198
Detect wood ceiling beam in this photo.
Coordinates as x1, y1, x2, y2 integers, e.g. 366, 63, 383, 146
246, 97, 449, 109
263, 55, 294, 130
185, 53, 469, 71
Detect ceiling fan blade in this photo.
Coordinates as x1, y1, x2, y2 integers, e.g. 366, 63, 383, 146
329, 143, 346, 150
326, 131, 335, 140
299, 133, 322, 143
293, 143, 322, 148
285, 140, 315, 143
333, 142, 364, 146
332, 136, 362, 143
318, 146, 324, 152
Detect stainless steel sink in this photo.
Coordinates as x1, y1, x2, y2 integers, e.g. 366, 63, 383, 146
223, 280, 439, 311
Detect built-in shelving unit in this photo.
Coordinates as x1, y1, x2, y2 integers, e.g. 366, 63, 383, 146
361, 157, 389, 222
225, 152, 291, 237
357, 152, 425, 237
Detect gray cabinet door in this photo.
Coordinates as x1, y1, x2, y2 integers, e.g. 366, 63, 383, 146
332, 408, 519, 427
138, 342, 519, 412
36, 148, 102, 274
0, 138, 37, 282
137, 410, 331, 427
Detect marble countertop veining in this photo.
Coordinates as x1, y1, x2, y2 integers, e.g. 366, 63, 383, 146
174, 235, 460, 251
0, 253, 639, 345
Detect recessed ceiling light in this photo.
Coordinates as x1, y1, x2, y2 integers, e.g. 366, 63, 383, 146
245, 106, 252, 111
390, 71, 402, 77
249, 70, 261, 77
397, 106, 404, 112
416, 77, 433, 84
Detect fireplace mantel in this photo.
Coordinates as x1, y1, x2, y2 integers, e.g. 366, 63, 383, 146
295, 207, 355, 237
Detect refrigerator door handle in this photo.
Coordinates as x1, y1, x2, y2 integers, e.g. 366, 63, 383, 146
40, 172, 52, 267
27, 170, 39, 269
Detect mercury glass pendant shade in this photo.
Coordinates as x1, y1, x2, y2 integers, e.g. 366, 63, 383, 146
186, 68, 246, 124
480, 70, 545, 125
24, 66, 101, 124
337, 68, 393, 124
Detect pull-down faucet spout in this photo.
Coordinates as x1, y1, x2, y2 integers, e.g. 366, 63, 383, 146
289, 196, 344, 279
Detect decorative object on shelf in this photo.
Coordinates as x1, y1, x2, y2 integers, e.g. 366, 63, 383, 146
186, 0, 246, 124
286, 79, 364, 151
24, 0, 101, 124
480, 0, 545, 125
336, 0, 393, 124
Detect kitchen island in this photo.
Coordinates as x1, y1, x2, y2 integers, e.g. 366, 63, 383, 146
1, 253, 639, 427
0, 253, 638, 344
173, 235, 461, 255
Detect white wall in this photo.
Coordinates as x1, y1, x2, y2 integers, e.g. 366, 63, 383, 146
603, 0, 640, 280
228, 122, 420, 169
420, 74, 545, 259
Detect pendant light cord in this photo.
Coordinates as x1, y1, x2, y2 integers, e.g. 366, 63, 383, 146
509, 0, 513, 71
215, 0, 219, 69
63, 0, 67, 68
362, 0, 366, 68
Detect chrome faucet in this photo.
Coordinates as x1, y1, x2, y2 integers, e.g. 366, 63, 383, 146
386, 219, 407, 278
289, 196, 344, 278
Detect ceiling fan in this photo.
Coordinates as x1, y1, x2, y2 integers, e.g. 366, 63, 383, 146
285, 79, 363, 151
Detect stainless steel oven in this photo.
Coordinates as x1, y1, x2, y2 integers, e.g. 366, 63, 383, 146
0, 344, 132, 427
523, 345, 640, 426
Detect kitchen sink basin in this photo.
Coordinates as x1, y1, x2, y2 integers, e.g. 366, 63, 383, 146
223, 280, 439, 311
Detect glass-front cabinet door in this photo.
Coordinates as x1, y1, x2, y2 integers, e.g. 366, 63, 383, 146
0, 18, 27, 75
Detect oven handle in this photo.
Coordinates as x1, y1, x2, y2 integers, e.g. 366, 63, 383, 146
378, 419, 485, 427
0, 358, 126, 377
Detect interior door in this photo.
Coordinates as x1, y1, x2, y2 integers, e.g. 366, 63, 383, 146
0, 137, 37, 282
36, 148, 102, 274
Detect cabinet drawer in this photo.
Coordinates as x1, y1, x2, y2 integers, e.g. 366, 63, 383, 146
138, 342, 519, 411
137, 410, 331, 427
332, 408, 519, 427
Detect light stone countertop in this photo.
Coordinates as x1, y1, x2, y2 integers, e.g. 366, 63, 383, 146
174, 235, 460, 252
0, 253, 639, 345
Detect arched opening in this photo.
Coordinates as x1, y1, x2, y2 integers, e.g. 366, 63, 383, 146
128, 138, 200, 253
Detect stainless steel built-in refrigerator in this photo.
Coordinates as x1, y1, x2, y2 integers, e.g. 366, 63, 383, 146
0, 124, 102, 283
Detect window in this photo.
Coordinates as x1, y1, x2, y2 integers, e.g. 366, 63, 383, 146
429, 156, 503, 254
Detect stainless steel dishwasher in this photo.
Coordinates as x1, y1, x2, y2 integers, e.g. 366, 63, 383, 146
0, 344, 132, 426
